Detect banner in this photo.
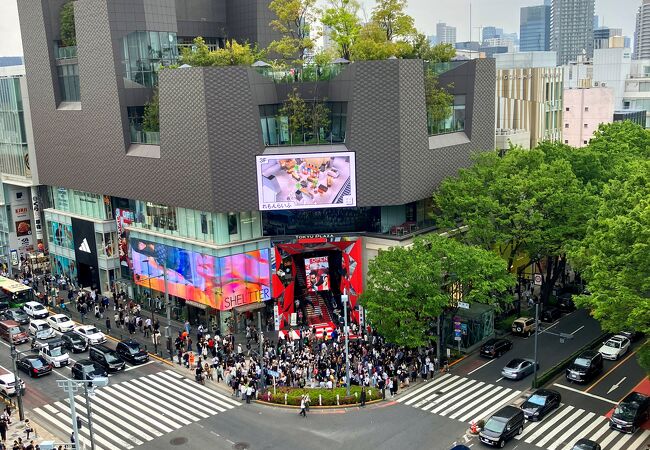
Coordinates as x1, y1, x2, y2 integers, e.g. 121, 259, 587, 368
304, 256, 329, 292
71, 218, 98, 267
115, 208, 134, 273
30, 187, 44, 253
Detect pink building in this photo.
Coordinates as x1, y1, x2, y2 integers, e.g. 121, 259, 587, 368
563, 87, 615, 147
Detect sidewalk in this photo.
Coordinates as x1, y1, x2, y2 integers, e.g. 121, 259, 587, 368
3, 412, 59, 447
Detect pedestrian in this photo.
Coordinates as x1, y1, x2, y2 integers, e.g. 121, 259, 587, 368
0, 414, 7, 442
246, 384, 253, 404
299, 395, 306, 417
188, 351, 195, 370
360, 387, 366, 407
105, 317, 111, 333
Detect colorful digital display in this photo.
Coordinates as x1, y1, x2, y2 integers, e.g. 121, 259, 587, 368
130, 237, 271, 311
304, 256, 330, 292
256, 152, 357, 210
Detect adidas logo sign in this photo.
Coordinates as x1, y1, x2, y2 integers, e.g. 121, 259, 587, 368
78, 238, 92, 253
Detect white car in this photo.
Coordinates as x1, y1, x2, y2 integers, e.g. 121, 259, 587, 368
0, 367, 17, 396
598, 335, 631, 360
22, 301, 49, 319
47, 314, 75, 333
39, 345, 70, 368
74, 325, 106, 345
28, 320, 56, 340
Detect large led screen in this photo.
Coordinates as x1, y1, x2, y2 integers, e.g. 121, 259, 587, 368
304, 256, 330, 292
130, 237, 271, 311
256, 152, 356, 210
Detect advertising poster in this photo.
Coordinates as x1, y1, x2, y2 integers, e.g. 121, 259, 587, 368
52, 222, 74, 249
52, 254, 78, 281
115, 208, 134, 273
31, 187, 44, 253
256, 152, 356, 210
304, 256, 329, 292
130, 237, 271, 311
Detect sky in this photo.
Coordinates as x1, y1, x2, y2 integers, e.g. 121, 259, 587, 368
0, 0, 642, 57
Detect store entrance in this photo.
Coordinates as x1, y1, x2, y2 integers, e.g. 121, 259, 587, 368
77, 262, 100, 291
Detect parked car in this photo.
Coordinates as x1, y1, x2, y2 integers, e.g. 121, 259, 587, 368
2, 309, 30, 325
47, 314, 75, 333
71, 359, 108, 382
557, 293, 577, 312
598, 335, 631, 360
511, 317, 536, 336
74, 325, 106, 345
0, 300, 10, 314
619, 330, 644, 342
116, 339, 149, 364
520, 389, 561, 421
16, 355, 52, 378
609, 391, 650, 433
541, 307, 561, 323
28, 320, 56, 340
22, 301, 48, 319
60, 331, 88, 353
570, 439, 601, 450
478, 405, 525, 447
39, 343, 70, 368
501, 358, 539, 381
0, 320, 29, 344
480, 338, 513, 359
0, 366, 17, 396
89, 345, 126, 372
565, 351, 603, 383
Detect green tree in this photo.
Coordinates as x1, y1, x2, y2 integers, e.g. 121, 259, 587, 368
425, 70, 453, 129
268, 0, 317, 61
320, 0, 362, 60
350, 22, 411, 60
410, 35, 456, 62
142, 89, 159, 132
434, 146, 596, 305
180, 37, 265, 67
60, 1, 76, 47
279, 88, 309, 142
569, 160, 650, 371
361, 234, 514, 348
370, 0, 416, 42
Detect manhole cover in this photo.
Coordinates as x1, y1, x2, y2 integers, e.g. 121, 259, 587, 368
233, 443, 250, 450
170, 437, 188, 446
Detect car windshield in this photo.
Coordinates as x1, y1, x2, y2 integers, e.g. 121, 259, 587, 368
574, 357, 591, 367
506, 359, 524, 368
50, 347, 64, 357
124, 343, 140, 354
85, 327, 99, 335
8, 327, 21, 334
38, 323, 51, 331
605, 340, 621, 348
34, 305, 46, 311
104, 352, 120, 363
527, 394, 547, 406
30, 358, 44, 368
614, 403, 637, 421
484, 417, 507, 433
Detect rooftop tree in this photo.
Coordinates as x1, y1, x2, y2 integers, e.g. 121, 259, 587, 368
320, 0, 362, 60
179, 37, 265, 67
268, 0, 317, 62
370, 0, 416, 42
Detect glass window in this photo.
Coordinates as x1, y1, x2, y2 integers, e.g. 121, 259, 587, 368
122, 31, 178, 88
259, 102, 346, 146
200, 214, 208, 235
228, 214, 238, 235
145, 202, 177, 231
57, 64, 80, 102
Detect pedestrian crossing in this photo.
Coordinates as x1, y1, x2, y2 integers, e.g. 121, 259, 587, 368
33, 369, 241, 450
396, 374, 650, 450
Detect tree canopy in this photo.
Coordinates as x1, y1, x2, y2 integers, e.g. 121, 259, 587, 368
320, 0, 362, 61
370, 0, 416, 42
361, 234, 513, 348
59, 1, 76, 47
268, 0, 317, 61
179, 37, 265, 67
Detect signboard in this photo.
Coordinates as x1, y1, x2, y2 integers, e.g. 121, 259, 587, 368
30, 187, 44, 252
290, 312, 297, 327
72, 218, 98, 267
461, 323, 468, 335
267, 369, 279, 378
273, 304, 280, 331
115, 208, 134, 273
10, 250, 19, 267
256, 152, 357, 210
304, 256, 329, 292
534, 274, 543, 286
358, 306, 365, 327
457, 301, 470, 310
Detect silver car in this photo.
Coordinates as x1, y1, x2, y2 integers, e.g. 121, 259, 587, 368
501, 358, 539, 380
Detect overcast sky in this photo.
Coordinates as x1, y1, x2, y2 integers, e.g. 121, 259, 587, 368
0, 0, 641, 57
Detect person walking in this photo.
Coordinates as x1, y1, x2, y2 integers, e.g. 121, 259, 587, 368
105, 316, 111, 334
299, 395, 307, 417
0, 413, 7, 442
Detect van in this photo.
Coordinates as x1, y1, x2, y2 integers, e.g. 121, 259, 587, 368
0, 320, 29, 344
479, 405, 525, 447
0, 366, 16, 396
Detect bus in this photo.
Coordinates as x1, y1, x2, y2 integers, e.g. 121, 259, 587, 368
0, 276, 35, 307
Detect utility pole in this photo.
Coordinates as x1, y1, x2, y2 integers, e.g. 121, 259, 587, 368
258, 309, 265, 388
83, 382, 97, 450
9, 344, 24, 421
533, 301, 540, 388
57, 376, 108, 450
343, 292, 350, 397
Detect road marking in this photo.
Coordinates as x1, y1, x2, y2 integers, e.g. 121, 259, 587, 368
415, 377, 468, 409
608, 428, 639, 450
467, 358, 495, 375
536, 408, 583, 448
423, 378, 478, 411
403, 375, 458, 406
124, 360, 155, 371
495, 377, 504, 382
570, 325, 585, 335
552, 383, 618, 405
627, 429, 650, 450
607, 376, 627, 394
585, 348, 639, 393
589, 421, 612, 442
524, 405, 575, 444
598, 425, 621, 448
466, 388, 521, 424
557, 416, 606, 450
539, 319, 562, 335
449, 385, 506, 420
432, 381, 486, 415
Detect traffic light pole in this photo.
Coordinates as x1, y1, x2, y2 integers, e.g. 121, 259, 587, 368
83, 382, 97, 450
9, 344, 24, 421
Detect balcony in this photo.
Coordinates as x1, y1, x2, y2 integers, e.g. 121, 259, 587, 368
55, 45, 77, 60
427, 60, 469, 76
255, 64, 345, 84
130, 126, 160, 145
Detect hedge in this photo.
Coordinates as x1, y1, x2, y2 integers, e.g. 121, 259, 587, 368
259, 386, 381, 406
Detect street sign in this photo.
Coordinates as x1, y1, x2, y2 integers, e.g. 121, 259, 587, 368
534, 274, 542, 286
446, 348, 451, 358
458, 301, 469, 309
290, 313, 297, 327
454, 336, 461, 341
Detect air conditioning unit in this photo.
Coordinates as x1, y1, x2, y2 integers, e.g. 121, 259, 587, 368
594, 82, 599, 87
601, 83, 606, 87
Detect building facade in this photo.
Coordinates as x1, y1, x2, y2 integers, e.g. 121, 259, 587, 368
623, 59, 650, 126
17, 0, 496, 332
551, 0, 595, 65
594, 27, 623, 50
634, 0, 650, 59
436, 23, 457, 45
520, 4, 551, 52
562, 87, 614, 147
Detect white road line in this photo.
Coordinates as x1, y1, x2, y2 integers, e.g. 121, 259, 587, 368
422, 378, 477, 411
540, 320, 562, 335
90, 391, 163, 436
129, 378, 205, 421
102, 385, 179, 430
558, 416, 606, 450
155, 371, 240, 408
524, 406, 575, 444
73, 395, 146, 446
467, 359, 495, 375
449, 385, 506, 420
590, 421, 613, 443
139, 376, 217, 415
625, 429, 650, 450
147, 373, 227, 412
495, 377, 505, 382
552, 383, 618, 405
608, 428, 639, 450
467, 389, 522, 424
124, 360, 155, 371
536, 408, 585, 448
66, 398, 135, 449
415, 377, 468, 409
404, 375, 460, 406
35, 406, 100, 450
111, 383, 189, 427
599, 428, 623, 449
515, 406, 563, 440
396, 374, 451, 402
438, 383, 490, 417
431, 380, 485, 415
571, 325, 585, 335
75, 394, 153, 442
547, 411, 595, 450
46, 402, 125, 450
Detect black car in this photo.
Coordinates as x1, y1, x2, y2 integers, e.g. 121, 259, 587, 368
541, 307, 561, 323
478, 405, 525, 447
0, 300, 10, 313
610, 391, 650, 433
557, 293, 577, 312
2, 309, 30, 325
71, 359, 108, 381
116, 339, 149, 364
479, 338, 513, 358
565, 351, 603, 383
60, 331, 89, 353
16, 355, 52, 378
520, 389, 561, 421
89, 345, 126, 372
570, 439, 601, 450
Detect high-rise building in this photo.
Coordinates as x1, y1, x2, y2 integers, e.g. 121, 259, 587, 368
634, 0, 650, 59
551, 0, 595, 65
482, 27, 503, 43
594, 27, 623, 49
436, 23, 457, 45
520, 4, 551, 52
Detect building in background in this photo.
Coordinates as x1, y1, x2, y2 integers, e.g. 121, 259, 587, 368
592, 43, 632, 109
613, 109, 646, 126
594, 27, 623, 49
551, 0, 596, 65
495, 51, 563, 149
623, 59, 650, 126
455, 41, 481, 52
479, 45, 510, 58
436, 22, 457, 45
563, 87, 614, 146
634, 0, 650, 59
520, 3, 551, 52
483, 38, 515, 53
482, 27, 503, 42
564, 52, 593, 88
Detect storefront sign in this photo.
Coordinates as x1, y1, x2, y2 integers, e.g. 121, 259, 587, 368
72, 218, 98, 267
30, 187, 44, 250
115, 208, 134, 272
290, 313, 297, 327
10, 250, 18, 267
273, 304, 280, 331
358, 306, 365, 327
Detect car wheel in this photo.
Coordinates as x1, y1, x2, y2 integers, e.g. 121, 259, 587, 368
517, 426, 523, 435
516, 326, 523, 333
499, 439, 506, 448
527, 330, 532, 337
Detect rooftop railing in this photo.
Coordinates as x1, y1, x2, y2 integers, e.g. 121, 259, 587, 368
255, 64, 345, 83
55, 45, 77, 60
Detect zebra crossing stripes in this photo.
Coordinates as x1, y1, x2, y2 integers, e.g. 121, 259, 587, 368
33, 369, 241, 450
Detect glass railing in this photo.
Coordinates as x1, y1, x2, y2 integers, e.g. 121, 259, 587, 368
130, 127, 160, 145
426, 60, 469, 76
428, 114, 465, 136
262, 129, 346, 146
255, 64, 345, 83
55, 45, 77, 60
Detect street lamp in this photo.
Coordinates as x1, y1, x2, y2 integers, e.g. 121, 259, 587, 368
57, 376, 109, 450
9, 344, 25, 421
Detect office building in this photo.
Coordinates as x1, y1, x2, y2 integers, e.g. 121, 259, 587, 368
563, 87, 614, 147
17, 0, 496, 335
520, 4, 551, 52
614, 109, 646, 126
482, 27, 503, 42
594, 27, 623, 49
551, 0, 596, 65
634, 0, 650, 59
436, 23, 457, 45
